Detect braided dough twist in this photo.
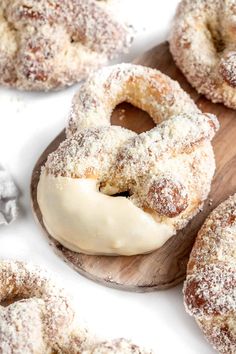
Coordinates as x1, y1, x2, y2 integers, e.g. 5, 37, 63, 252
0, 260, 151, 354
170, 0, 236, 109
37, 64, 219, 256
0, 0, 132, 90
184, 194, 236, 354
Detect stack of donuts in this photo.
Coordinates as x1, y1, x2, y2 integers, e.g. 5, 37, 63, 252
1, 0, 236, 353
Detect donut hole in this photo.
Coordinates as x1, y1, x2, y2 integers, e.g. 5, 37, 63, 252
100, 188, 132, 199
206, 23, 225, 53
99, 182, 131, 198
111, 102, 155, 134
1, 296, 29, 307
108, 191, 131, 198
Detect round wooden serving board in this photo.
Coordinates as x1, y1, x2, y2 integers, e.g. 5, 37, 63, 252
31, 42, 236, 292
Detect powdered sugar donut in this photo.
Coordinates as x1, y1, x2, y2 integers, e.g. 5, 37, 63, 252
37, 64, 219, 256
170, 0, 236, 109
0, 260, 88, 353
0, 0, 132, 91
0, 260, 151, 354
184, 194, 236, 354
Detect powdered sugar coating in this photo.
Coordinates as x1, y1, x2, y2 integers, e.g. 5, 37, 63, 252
184, 194, 236, 354
0, 260, 89, 354
43, 64, 219, 237
46, 126, 135, 180
170, 0, 236, 109
0, 261, 151, 354
0, 0, 132, 91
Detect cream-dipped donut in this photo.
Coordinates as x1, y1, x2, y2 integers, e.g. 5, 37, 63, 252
37, 64, 219, 256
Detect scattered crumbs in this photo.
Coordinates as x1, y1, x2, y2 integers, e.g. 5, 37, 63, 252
117, 108, 126, 121
208, 198, 213, 206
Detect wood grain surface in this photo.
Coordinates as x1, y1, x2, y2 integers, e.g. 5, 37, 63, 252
31, 42, 236, 292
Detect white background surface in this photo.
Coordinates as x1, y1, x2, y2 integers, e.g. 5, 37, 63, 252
0, 1, 215, 353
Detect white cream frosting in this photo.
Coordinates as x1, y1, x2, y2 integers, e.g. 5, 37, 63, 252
37, 172, 175, 256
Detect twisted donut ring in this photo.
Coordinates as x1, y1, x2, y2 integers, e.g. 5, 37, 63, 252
0, 260, 87, 353
0, 260, 151, 354
184, 194, 236, 354
37, 64, 219, 256
170, 0, 236, 109
0, 0, 132, 90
